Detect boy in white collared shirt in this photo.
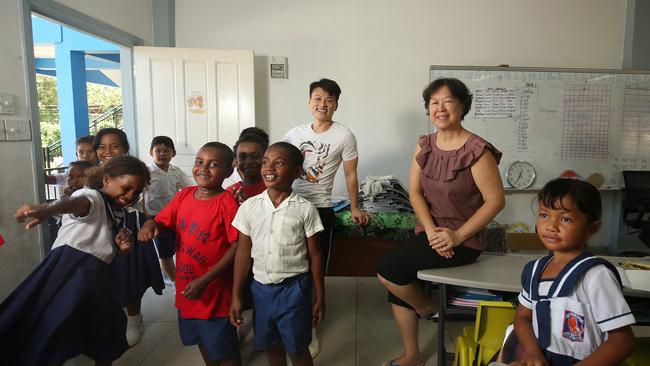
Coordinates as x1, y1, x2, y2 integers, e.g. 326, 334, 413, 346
230, 142, 324, 366
145, 136, 194, 284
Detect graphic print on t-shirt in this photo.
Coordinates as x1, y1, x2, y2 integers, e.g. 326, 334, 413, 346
299, 140, 330, 184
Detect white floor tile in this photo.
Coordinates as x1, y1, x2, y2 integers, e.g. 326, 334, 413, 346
115, 322, 177, 365
63, 276, 483, 365
325, 276, 357, 320
138, 324, 205, 366
314, 317, 356, 366
141, 286, 177, 322
356, 277, 394, 320
356, 317, 437, 366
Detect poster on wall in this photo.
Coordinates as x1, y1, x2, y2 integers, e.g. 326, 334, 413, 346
186, 90, 206, 114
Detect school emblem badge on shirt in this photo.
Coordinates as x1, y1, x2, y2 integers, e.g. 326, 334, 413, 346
562, 310, 585, 342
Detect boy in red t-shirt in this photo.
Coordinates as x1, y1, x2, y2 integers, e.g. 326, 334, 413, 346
139, 142, 240, 366
226, 130, 268, 204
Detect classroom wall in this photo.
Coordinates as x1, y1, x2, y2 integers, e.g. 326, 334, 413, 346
53, 0, 153, 44
0, 0, 43, 299
622, 0, 650, 70
176, 0, 627, 246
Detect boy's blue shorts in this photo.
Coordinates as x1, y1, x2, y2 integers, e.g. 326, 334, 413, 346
178, 313, 238, 361
251, 272, 312, 353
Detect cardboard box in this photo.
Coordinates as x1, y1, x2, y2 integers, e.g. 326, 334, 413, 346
506, 233, 545, 251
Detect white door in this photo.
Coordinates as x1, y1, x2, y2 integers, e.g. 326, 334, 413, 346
133, 46, 254, 172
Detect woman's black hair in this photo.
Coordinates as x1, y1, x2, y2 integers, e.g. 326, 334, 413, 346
93, 128, 130, 153
86, 156, 150, 189
268, 142, 304, 167
309, 78, 341, 102
200, 142, 235, 166
537, 178, 601, 224
422, 78, 473, 119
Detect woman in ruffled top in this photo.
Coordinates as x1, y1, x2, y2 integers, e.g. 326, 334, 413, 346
377, 78, 505, 366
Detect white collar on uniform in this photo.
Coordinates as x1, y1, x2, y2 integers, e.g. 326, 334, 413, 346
148, 162, 177, 173
260, 190, 304, 211
148, 161, 162, 172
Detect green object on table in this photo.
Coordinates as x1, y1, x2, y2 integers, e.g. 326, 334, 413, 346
622, 337, 650, 366
334, 211, 417, 240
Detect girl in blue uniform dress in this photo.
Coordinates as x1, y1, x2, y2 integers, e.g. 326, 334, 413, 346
93, 128, 164, 346
0, 156, 151, 366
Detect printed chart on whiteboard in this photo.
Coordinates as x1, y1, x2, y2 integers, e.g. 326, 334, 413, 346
619, 84, 650, 171
429, 67, 650, 188
561, 84, 610, 160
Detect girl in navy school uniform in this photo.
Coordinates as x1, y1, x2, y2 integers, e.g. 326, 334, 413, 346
0, 155, 151, 366
93, 128, 164, 347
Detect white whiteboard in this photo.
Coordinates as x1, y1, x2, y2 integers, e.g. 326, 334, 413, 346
430, 66, 650, 189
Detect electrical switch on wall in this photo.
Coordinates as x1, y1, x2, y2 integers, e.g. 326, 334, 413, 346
270, 56, 288, 79
0, 93, 16, 115
4, 120, 31, 141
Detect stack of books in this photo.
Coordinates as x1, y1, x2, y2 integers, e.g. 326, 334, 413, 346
449, 286, 503, 308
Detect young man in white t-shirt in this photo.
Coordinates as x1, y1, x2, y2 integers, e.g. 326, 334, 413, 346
283, 78, 368, 270
283, 78, 369, 357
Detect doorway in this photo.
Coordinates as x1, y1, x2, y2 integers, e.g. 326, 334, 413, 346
32, 14, 123, 201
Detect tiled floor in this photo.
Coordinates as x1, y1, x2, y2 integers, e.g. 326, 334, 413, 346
65, 277, 650, 366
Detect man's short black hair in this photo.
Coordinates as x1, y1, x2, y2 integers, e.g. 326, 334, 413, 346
309, 78, 341, 102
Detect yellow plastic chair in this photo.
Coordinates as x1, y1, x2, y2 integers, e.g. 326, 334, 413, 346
453, 301, 516, 366
453, 334, 476, 366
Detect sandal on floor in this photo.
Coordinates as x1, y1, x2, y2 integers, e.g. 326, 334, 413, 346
382, 360, 426, 366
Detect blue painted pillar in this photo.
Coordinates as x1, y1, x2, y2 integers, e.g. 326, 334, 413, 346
55, 48, 89, 164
